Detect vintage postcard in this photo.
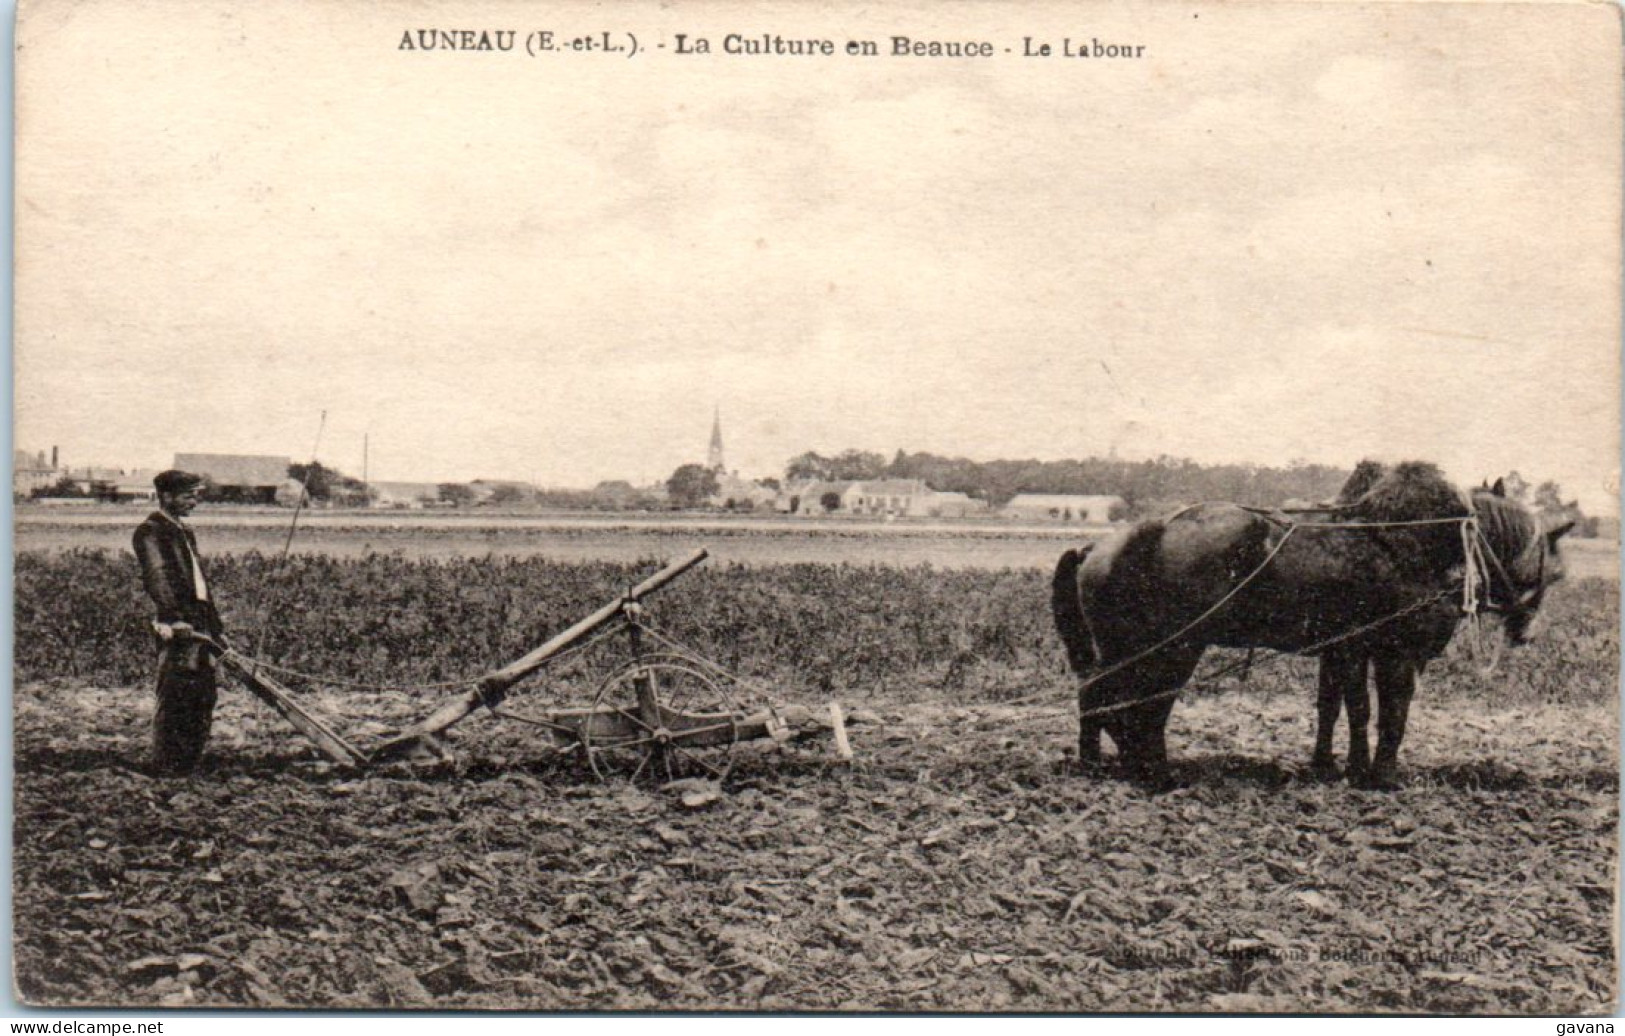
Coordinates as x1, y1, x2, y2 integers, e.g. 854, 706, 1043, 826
12, 0, 1620, 1014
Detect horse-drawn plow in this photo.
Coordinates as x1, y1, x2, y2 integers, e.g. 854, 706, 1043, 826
216, 548, 854, 779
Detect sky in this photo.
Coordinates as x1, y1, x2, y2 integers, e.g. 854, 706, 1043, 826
14, 0, 1621, 513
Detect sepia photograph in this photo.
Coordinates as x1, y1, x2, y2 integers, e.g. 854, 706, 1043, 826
11, 0, 1621, 1015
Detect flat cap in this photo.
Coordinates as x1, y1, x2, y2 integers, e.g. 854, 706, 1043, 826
153, 469, 204, 494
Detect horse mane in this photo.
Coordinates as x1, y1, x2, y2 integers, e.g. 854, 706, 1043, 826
1471, 489, 1541, 570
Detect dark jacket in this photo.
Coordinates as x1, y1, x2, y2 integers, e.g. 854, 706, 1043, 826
133, 512, 223, 637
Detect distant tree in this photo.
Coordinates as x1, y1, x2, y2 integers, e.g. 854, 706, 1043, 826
588, 481, 639, 510
666, 464, 720, 509
758, 477, 781, 492
786, 451, 832, 482
287, 462, 371, 505
488, 483, 528, 506
438, 483, 475, 507
829, 449, 887, 481
288, 462, 339, 501
819, 491, 842, 513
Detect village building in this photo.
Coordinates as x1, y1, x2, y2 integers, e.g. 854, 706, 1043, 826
847, 478, 931, 516
63, 466, 127, 495
14, 449, 166, 503
776, 478, 987, 518
1002, 493, 1126, 523
108, 470, 161, 504
174, 453, 292, 505
776, 480, 857, 514
712, 470, 778, 510
12, 448, 59, 498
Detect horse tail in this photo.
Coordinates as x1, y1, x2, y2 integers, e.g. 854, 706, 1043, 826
1052, 545, 1097, 673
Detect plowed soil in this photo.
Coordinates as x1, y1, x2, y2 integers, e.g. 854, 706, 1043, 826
14, 679, 1618, 1013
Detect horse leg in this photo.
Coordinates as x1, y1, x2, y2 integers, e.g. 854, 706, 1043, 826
1343, 656, 1373, 781
1116, 648, 1202, 790
1367, 655, 1417, 789
1311, 647, 1356, 777
1078, 669, 1133, 773
1077, 680, 1106, 770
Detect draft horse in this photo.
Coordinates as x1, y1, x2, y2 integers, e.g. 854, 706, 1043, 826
1051, 461, 1571, 788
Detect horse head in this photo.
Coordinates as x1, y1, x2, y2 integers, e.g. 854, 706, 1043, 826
1471, 485, 1573, 645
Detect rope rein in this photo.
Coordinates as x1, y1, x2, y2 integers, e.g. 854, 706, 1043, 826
1065, 523, 1301, 696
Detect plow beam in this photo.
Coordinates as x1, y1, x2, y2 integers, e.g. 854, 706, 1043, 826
220, 652, 371, 768
372, 548, 710, 760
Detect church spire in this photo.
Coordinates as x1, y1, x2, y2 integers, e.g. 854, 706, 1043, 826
707, 406, 725, 472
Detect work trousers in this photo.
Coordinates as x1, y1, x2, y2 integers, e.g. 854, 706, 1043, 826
151, 639, 218, 776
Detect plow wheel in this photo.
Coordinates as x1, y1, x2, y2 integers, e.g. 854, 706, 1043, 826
583, 656, 740, 782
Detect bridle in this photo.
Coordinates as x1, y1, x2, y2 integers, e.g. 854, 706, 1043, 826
1466, 513, 1548, 624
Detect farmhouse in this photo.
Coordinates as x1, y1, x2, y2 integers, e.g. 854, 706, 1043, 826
1002, 493, 1126, 523
847, 479, 929, 516
174, 453, 291, 504
846, 480, 990, 518
710, 470, 778, 511
777, 480, 857, 514
775, 479, 990, 518
109, 470, 161, 504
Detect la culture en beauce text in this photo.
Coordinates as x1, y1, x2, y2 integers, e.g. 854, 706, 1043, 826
671, 34, 1144, 58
